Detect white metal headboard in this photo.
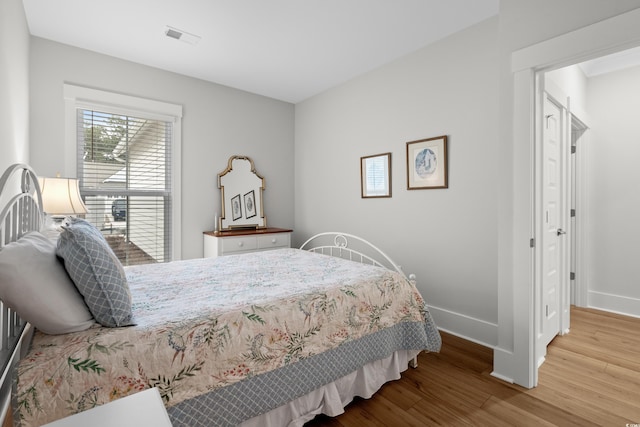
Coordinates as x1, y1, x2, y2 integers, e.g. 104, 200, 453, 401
0, 163, 44, 425
299, 232, 411, 279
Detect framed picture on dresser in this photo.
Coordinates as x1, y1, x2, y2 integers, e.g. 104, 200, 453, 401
231, 194, 242, 221
244, 190, 256, 219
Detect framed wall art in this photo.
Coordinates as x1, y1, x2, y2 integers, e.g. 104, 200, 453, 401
244, 190, 256, 219
361, 152, 391, 198
231, 194, 242, 221
406, 135, 448, 189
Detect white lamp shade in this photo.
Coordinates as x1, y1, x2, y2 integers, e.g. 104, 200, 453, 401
38, 176, 88, 216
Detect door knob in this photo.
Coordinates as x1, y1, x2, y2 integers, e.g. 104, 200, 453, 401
557, 229, 566, 236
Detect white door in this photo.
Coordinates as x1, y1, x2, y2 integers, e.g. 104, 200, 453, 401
539, 95, 566, 351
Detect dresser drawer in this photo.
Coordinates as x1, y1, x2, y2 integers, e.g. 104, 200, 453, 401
220, 236, 258, 254
257, 233, 290, 249
203, 228, 293, 258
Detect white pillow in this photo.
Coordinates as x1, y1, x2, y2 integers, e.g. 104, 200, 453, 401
0, 231, 95, 334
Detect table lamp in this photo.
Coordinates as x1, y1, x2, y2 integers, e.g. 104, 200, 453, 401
38, 175, 88, 220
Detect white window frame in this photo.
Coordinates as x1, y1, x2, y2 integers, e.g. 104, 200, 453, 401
63, 84, 182, 260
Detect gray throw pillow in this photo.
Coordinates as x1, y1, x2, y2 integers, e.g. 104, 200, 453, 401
0, 231, 95, 334
56, 217, 133, 327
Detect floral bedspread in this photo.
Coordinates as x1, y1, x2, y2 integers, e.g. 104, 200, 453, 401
15, 248, 440, 427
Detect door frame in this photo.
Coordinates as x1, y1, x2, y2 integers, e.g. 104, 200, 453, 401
570, 115, 589, 308
496, 8, 640, 389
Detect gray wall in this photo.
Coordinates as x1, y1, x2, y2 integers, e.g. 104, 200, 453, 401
28, 37, 295, 260
0, 0, 30, 172
295, 18, 500, 345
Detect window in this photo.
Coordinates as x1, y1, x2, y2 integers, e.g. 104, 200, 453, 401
64, 85, 182, 265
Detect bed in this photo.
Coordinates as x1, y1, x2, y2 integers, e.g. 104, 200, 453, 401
0, 163, 441, 427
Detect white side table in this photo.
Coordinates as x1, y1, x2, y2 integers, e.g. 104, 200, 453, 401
42, 388, 171, 427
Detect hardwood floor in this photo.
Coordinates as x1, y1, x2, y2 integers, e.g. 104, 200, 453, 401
307, 306, 640, 426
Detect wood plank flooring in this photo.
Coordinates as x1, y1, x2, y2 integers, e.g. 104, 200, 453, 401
306, 306, 640, 426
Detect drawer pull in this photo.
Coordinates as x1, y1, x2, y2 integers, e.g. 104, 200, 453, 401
238, 242, 244, 247
271, 238, 277, 244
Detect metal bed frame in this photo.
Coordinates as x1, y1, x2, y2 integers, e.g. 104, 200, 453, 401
0, 164, 422, 426
300, 231, 419, 369
0, 164, 44, 425
300, 231, 417, 284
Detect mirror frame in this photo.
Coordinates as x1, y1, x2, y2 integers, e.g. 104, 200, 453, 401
360, 152, 392, 198
217, 155, 266, 230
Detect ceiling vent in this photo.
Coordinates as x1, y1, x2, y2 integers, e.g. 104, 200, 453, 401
165, 26, 201, 45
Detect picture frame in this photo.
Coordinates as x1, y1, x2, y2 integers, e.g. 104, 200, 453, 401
406, 135, 448, 189
231, 194, 242, 221
361, 152, 392, 198
244, 190, 256, 219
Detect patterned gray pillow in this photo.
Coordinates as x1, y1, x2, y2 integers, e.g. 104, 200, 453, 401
56, 217, 133, 327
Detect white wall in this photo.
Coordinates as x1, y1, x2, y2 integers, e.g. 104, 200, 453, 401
28, 37, 295, 260
585, 65, 640, 316
0, 0, 30, 172
295, 18, 500, 346
546, 66, 589, 116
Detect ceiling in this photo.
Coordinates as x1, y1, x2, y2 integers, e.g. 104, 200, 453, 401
23, 1, 640, 103
22, 0, 499, 103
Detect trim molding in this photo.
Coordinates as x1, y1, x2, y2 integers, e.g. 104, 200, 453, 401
427, 305, 498, 349
491, 347, 515, 384
511, 8, 640, 72
588, 291, 640, 319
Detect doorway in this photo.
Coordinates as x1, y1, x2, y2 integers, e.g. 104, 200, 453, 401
494, 7, 640, 389
535, 75, 592, 367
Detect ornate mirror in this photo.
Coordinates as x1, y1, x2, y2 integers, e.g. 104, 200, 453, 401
217, 155, 266, 230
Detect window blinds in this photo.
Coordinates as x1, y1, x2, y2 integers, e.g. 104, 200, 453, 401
77, 109, 172, 265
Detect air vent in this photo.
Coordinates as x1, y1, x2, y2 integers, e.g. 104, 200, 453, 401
165, 26, 201, 45
166, 28, 182, 40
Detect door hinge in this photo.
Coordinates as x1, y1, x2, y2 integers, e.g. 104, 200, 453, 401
571, 209, 576, 218
570, 272, 576, 280
530, 238, 535, 248
571, 145, 577, 154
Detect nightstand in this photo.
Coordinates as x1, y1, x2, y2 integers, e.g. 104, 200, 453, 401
203, 227, 292, 258
42, 388, 171, 427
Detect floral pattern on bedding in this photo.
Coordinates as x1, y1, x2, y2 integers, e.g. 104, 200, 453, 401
15, 248, 440, 427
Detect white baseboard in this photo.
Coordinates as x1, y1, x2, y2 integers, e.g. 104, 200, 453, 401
491, 346, 515, 384
427, 305, 498, 349
587, 291, 640, 318
490, 370, 514, 384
